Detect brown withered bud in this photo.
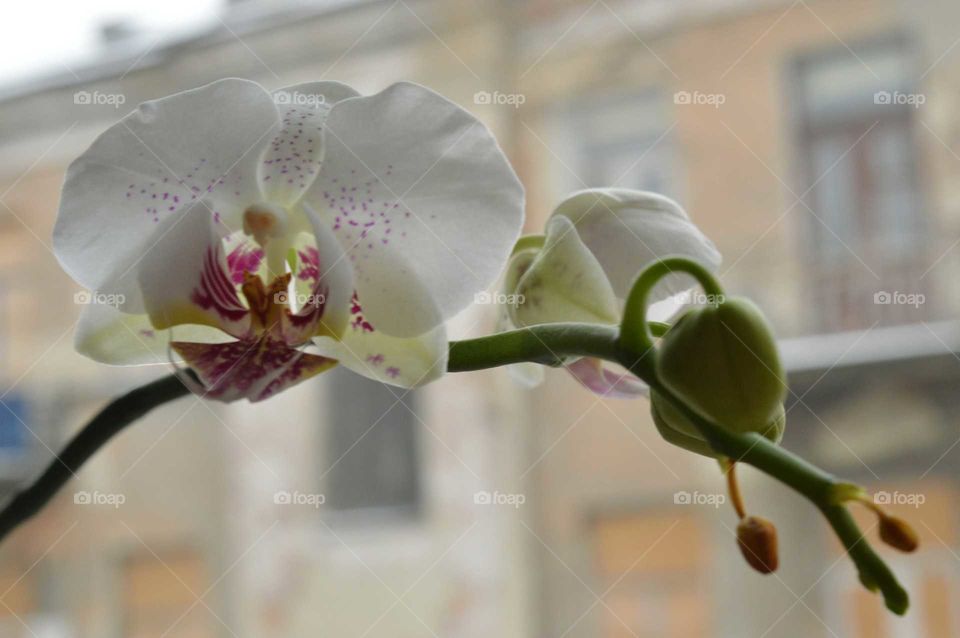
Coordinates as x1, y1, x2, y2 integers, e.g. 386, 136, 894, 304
878, 514, 919, 553
737, 516, 779, 574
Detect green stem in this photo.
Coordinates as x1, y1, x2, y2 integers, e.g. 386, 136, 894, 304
448, 322, 621, 371
447, 322, 908, 614
620, 256, 724, 355
0, 322, 908, 614
0, 373, 192, 543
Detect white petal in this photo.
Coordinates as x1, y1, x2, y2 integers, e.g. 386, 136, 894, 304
54, 78, 280, 311
494, 273, 546, 388
551, 189, 721, 301
76, 302, 231, 366
137, 202, 252, 338
303, 82, 524, 337
512, 216, 619, 327
565, 358, 647, 398
507, 362, 545, 388
312, 322, 447, 388
261, 82, 361, 206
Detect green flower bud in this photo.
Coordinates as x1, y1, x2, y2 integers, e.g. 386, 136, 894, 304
652, 297, 787, 455
651, 390, 784, 458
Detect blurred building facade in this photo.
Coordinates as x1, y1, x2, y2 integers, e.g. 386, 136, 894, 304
0, 0, 958, 636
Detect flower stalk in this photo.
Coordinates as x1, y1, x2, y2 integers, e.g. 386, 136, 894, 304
0, 258, 911, 616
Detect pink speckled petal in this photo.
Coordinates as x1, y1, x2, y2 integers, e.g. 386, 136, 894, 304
54, 79, 280, 312
565, 357, 647, 399
304, 81, 524, 338
288, 203, 355, 341
173, 337, 336, 403
260, 82, 360, 206
223, 233, 266, 285
311, 291, 447, 388
138, 201, 252, 339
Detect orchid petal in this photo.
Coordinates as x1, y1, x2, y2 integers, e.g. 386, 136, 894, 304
304, 82, 524, 337
261, 82, 360, 206
311, 292, 447, 388
173, 337, 336, 403
138, 202, 251, 338
551, 188, 721, 302
511, 216, 619, 327
75, 302, 231, 366
565, 358, 648, 398
55, 78, 280, 312
493, 239, 549, 387
289, 203, 355, 341
223, 233, 267, 285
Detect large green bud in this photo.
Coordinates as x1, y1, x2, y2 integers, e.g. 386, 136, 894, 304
652, 297, 787, 457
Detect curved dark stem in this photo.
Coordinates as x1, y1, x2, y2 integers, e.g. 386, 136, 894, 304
0, 373, 192, 543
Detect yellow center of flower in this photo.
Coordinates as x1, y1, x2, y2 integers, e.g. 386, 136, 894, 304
243, 203, 288, 247
240, 271, 291, 333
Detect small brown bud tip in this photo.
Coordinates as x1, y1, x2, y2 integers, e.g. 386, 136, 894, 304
737, 516, 779, 574
879, 514, 919, 553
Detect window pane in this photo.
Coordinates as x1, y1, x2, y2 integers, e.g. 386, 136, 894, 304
324, 370, 420, 513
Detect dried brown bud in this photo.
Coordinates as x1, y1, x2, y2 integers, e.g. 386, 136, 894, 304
737, 516, 779, 574
879, 514, 919, 553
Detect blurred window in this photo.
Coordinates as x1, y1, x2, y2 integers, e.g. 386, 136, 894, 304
591, 511, 710, 638
557, 90, 679, 200
324, 370, 421, 516
122, 550, 211, 638
0, 395, 27, 456
794, 36, 927, 332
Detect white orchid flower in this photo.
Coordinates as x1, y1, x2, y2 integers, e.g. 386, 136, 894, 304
55, 79, 524, 402
500, 188, 720, 398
